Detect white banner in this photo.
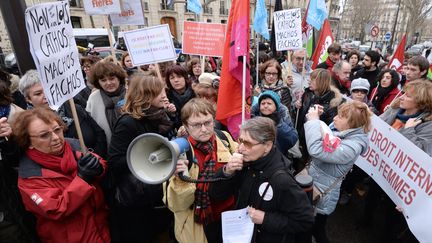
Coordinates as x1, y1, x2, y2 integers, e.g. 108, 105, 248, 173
110, 0, 145, 26
25, 1, 85, 110
123, 24, 177, 66
273, 8, 302, 51
83, 0, 121, 15
355, 115, 432, 243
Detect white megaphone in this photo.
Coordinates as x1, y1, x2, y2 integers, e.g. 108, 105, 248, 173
126, 133, 190, 184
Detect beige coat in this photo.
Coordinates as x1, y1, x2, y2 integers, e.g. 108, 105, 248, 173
163, 131, 237, 243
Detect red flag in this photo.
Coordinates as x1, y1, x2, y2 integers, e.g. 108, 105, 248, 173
302, 0, 314, 57
388, 35, 407, 72
216, 0, 250, 139
311, 19, 333, 69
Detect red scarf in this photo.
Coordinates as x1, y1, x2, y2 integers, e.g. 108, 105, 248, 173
26, 141, 79, 176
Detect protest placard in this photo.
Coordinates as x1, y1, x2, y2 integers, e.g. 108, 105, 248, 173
25, 1, 85, 110
110, 0, 145, 26
355, 115, 432, 243
123, 24, 177, 66
83, 0, 121, 15
273, 8, 302, 51
182, 21, 226, 57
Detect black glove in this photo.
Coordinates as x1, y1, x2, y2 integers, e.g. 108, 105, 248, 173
77, 153, 103, 183
264, 112, 281, 125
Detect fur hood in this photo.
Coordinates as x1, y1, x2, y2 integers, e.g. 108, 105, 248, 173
9, 74, 20, 93
328, 86, 344, 108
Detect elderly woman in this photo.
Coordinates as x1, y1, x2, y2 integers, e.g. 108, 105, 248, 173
19, 70, 107, 158
251, 90, 298, 156
304, 101, 371, 243
86, 61, 126, 146
165, 65, 195, 129
255, 59, 292, 111
108, 75, 175, 243
13, 108, 110, 243
209, 116, 314, 243
369, 69, 401, 115
167, 98, 237, 243
295, 68, 344, 171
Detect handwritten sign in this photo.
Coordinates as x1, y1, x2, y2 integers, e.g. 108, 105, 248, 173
273, 8, 302, 51
110, 0, 145, 26
182, 21, 226, 57
83, 0, 121, 15
25, 1, 85, 110
355, 115, 432, 243
123, 24, 177, 66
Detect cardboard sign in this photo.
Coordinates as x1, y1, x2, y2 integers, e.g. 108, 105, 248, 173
182, 21, 227, 57
123, 24, 177, 66
355, 115, 432, 243
83, 0, 121, 15
25, 1, 85, 110
274, 8, 302, 51
110, 0, 145, 26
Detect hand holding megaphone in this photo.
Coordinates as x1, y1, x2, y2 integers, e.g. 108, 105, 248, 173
175, 159, 189, 176
223, 153, 244, 175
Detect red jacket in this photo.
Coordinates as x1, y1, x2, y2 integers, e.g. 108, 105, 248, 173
18, 150, 110, 243
369, 87, 401, 114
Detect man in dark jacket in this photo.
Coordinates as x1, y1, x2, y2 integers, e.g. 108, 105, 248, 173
331, 60, 352, 95
352, 50, 381, 93
210, 117, 314, 243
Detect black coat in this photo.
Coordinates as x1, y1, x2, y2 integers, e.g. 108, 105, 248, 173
107, 113, 174, 242
209, 148, 314, 243
0, 140, 38, 242
60, 102, 107, 158
167, 87, 195, 129
353, 68, 381, 94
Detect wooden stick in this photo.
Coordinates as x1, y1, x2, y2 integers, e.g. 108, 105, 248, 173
201, 56, 206, 74
68, 99, 86, 153
155, 63, 163, 81
104, 16, 116, 58
287, 51, 292, 77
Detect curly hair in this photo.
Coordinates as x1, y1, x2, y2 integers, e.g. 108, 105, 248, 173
377, 69, 399, 88
89, 61, 126, 89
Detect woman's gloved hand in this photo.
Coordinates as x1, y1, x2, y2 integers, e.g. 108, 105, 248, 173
77, 153, 103, 183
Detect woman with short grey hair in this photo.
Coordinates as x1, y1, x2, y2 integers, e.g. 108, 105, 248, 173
210, 116, 314, 243
18, 70, 107, 157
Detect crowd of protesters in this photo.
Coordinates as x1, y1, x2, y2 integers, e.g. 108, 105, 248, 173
0, 40, 431, 243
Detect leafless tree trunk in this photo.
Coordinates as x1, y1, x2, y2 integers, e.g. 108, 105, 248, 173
402, 0, 432, 45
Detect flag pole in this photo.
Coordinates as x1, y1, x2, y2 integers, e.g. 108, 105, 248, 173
256, 34, 260, 89
242, 55, 247, 124
295, 48, 307, 129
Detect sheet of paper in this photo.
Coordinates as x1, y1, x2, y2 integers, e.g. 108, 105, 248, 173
222, 207, 254, 243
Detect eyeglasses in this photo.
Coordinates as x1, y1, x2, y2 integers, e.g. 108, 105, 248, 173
187, 120, 214, 130
29, 126, 63, 141
265, 72, 278, 77
294, 57, 304, 61
352, 89, 368, 94
82, 65, 91, 70
237, 138, 262, 149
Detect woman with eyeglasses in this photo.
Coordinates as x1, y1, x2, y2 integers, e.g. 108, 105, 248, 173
12, 107, 110, 243
209, 116, 314, 243
167, 98, 238, 243
255, 59, 292, 112
294, 68, 344, 172
19, 70, 107, 158
369, 69, 401, 115
107, 75, 175, 243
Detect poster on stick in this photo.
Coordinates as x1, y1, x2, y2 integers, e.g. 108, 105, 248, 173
83, 0, 121, 15
110, 0, 145, 26
273, 8, 302, 51
123, 24, 177, 66
355, 115, 432, 243
25, 1, 85, 110
182, 21, 226, 57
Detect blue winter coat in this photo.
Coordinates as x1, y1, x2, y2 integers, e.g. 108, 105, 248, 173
304, 119, 369, 215
251, 103, 298, 154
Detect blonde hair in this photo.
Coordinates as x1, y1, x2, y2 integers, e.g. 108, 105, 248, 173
181, 98, 215, 125
122, 75, 165, 119
310, 68, 332, 95
337, 101, 372, 133
403, 79, 432, 112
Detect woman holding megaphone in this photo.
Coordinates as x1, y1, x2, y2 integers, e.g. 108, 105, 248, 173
108, 74, 176, 243
165, 98, 238, 243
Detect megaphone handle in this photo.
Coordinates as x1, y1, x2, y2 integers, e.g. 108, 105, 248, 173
178, 153, 190, 177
